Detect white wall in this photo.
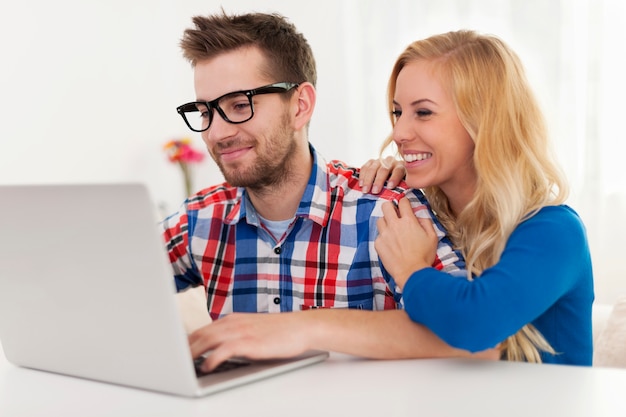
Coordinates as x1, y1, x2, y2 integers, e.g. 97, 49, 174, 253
1, 0, 624, 304
0, 0, 356, 215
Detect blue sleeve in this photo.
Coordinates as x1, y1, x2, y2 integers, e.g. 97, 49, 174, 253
401, 206, 591, 352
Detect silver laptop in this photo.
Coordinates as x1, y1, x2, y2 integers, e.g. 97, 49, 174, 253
0, 183, 328, 397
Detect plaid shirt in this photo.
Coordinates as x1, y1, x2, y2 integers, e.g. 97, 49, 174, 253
162, 145, 463, 320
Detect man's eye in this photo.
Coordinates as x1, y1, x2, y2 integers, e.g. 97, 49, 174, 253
233, 102, 251, 111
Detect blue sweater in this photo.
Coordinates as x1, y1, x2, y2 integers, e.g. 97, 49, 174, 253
402, 205, 594, 365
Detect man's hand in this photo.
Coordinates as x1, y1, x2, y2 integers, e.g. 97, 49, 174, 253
188, 312, 311, 373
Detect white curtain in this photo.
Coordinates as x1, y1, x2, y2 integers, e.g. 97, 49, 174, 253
334, 0, 626, 303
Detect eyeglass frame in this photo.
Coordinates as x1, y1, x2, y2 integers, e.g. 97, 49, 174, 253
176, 82, 300, 132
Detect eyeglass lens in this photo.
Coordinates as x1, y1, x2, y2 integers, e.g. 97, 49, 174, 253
182, 92, 253, 132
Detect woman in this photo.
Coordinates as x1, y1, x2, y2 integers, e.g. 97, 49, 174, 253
366, 30, 593, 365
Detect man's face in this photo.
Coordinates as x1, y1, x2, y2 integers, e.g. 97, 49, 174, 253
193, 47, 297, 189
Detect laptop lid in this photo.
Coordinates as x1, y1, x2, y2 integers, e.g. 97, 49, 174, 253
0, 183, 328, 397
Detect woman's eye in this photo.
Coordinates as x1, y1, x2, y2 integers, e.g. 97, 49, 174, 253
417, 109, 433, 117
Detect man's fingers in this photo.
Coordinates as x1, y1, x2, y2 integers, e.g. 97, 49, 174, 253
200, 341, 244, 372
188, 324, 216, 357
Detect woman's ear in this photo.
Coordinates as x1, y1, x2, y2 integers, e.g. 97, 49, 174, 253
292, 82, 316, 131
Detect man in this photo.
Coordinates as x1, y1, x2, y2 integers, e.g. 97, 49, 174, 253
162, 11, 496, 372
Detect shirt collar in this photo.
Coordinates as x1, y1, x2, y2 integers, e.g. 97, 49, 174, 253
224, 143, 331, 227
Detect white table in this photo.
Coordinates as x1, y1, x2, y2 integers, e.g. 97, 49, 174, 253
2, 343, 626, 417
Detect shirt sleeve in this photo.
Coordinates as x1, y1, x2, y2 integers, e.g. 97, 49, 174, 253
401, 205, 591, 352
161, 206, 203, 292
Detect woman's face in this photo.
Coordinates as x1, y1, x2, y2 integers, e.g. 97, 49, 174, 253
392, 60, 477, 205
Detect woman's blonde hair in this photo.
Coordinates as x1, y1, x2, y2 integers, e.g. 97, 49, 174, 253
381, 30, 569, 362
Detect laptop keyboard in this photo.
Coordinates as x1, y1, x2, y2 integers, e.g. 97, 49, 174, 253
194, 356, 251, 377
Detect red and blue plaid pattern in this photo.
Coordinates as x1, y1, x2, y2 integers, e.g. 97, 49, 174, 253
162, 146, 463, 320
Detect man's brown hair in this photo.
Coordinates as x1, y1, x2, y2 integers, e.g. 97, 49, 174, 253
180, 11, 317, 86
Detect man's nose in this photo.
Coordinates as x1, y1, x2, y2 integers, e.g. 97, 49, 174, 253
203, 111, 238, 144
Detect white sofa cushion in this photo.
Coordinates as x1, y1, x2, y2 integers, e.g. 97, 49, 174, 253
176, 286, 212, 334
594, 296, 626, 367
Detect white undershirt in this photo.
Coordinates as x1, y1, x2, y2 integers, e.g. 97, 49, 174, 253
258, 215, 295, 241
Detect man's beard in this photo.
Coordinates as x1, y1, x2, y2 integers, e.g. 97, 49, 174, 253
213, 112, 297, 190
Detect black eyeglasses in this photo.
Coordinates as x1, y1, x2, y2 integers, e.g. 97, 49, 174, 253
176, 82, 300, 132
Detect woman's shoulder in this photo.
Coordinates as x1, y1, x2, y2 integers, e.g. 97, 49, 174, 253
518, 205, 588, 244
530, 205, 585, 227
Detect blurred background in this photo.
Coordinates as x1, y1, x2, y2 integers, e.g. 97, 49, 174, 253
1, 0, 624, 303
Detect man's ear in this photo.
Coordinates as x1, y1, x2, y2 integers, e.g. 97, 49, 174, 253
292, 82, 316, 131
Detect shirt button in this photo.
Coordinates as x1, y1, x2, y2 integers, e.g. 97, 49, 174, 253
274, 247, 281, 254
273, 297, 281, 304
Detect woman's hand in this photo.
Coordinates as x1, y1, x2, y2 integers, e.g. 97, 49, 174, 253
375, 197, 438, 289
360, 156, 406, 194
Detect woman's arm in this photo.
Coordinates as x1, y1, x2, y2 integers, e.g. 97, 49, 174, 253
401, 206, 592, 352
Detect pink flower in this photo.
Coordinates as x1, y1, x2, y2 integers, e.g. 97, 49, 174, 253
163, 138, 205, 164
163, 138, 205, 196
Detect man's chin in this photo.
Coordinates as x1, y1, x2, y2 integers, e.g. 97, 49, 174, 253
222, 172, 255, 188
217, 164, 246, 186
223, 171, 278, 190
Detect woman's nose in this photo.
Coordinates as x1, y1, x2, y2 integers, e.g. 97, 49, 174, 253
392, 116, 413, 145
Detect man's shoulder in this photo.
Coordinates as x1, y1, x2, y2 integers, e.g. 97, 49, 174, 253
186, 182, 241, 210
326, 159, 426, 203
326, 159, 359, 181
